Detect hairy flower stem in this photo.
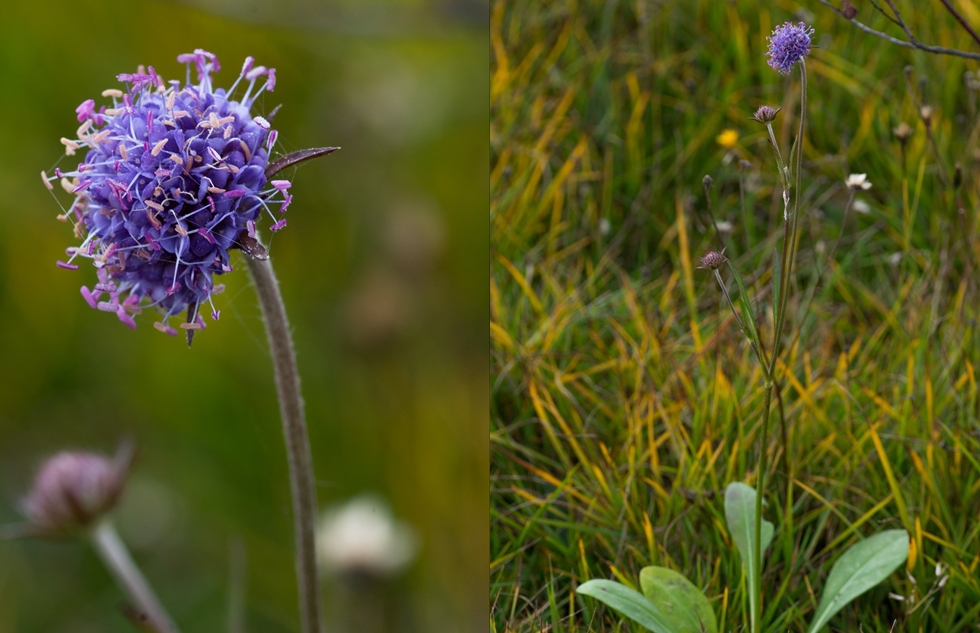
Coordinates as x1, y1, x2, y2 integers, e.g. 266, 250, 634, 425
753, 59, 807, 633
752, 382, 773, 633
247, 256, 322, 633
91, 521, 180, 633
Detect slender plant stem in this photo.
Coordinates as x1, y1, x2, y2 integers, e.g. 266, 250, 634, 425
753, 59, 808, 633
247, 256, 322, 633
91, 521, 179, 633
752, 382, 773, 633
771, 60, 808, 374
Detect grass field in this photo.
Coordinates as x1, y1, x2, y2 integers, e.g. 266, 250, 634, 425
490, 1, 980, 631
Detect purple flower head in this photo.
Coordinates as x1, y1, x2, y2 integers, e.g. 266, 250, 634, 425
44, 51, 290, 336
766, 22, 814, 75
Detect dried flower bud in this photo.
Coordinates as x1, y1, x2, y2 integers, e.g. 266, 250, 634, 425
702, 174, 713, 189
21, 444, 133, 538
842, 0, 858, 19
845, 173, 872, 191
752, 105, 780, 123
698, 250, 727, 271
893, 122, 912, 144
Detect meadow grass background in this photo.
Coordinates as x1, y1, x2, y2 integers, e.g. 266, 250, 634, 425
0, 1, 488, 631
491, 1, 980, 631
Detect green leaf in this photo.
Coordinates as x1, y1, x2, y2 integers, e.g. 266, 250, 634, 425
640, 566, 718, 633
807, 530, 909, 633
577, 579, 673, 633
725, 261, 763, 358
771, 247, 781, 321
724, 483, 774, 632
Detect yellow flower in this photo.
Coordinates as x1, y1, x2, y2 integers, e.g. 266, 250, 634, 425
716, 129, 739, 149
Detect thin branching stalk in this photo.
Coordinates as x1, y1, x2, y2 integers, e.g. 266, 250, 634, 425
92, 521, 180, 633
247, 256, 323, 633
814, 0, 980, 60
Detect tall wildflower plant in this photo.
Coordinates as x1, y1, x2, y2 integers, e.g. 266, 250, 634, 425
576, 22, 910, 633
22, 50, 338, 633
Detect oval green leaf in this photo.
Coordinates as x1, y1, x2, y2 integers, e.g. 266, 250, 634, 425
576, 579, 672, 633
807, 529, 909, 633
640, 566, 718, 633
724, 483, 774, 631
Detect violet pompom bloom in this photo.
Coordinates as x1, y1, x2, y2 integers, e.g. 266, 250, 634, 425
21, 444, 133, 538
44, 50, 290, 336
766, 22, 814, 75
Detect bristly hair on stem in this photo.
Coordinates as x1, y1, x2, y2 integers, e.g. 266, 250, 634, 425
248, 255, 323, 633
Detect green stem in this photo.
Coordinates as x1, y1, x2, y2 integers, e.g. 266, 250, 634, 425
247, 256, 323, 633
753, 381, 773, 633
754, 59, 807, 633
91, 521, 180, 633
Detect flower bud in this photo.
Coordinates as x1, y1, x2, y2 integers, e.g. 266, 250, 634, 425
752, 105, 780, 124
698, 250, 727, 271
21, 443, 133, 538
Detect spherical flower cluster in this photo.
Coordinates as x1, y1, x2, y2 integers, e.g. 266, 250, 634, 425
766, 22, 814, 75
43, 50, 292, 336
22, 446, 133, 538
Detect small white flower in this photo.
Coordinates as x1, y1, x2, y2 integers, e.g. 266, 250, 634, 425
599, 218, 611, 236
715, 220, 733, 234
316, 495, 417, 578
845, 173, 872, 190
852, 199, 871, 214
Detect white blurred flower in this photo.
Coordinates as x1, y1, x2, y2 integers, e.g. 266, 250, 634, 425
317, 495, 417, 578
845, 173, 872, 190
852, 199, 871, 214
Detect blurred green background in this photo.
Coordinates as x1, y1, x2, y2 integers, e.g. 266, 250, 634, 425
0, 1, 487, 631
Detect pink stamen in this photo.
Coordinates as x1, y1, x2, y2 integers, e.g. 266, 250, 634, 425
56, 260, 79, 270
116, 306, 137, 330
80, 286, 99, 309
